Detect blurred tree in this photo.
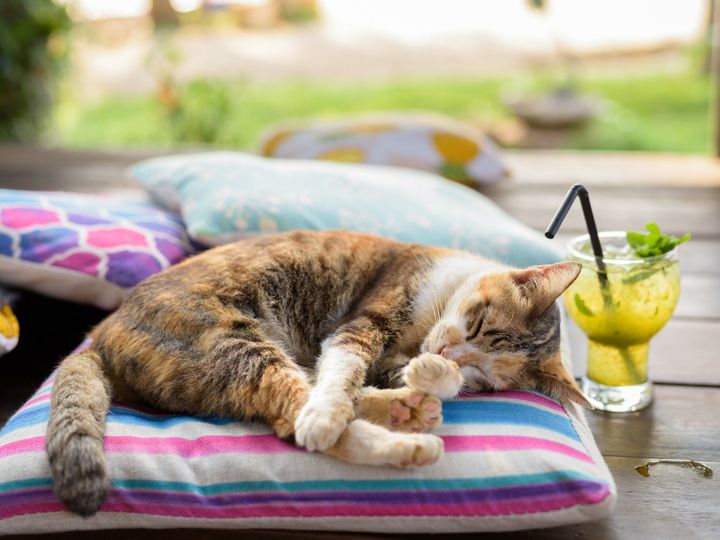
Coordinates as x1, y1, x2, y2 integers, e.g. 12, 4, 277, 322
0, 0, 70, 141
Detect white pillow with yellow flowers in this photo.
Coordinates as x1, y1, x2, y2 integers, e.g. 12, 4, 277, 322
260, 113, 509, 187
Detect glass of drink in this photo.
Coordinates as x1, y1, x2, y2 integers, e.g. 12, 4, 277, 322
564, 231, 681, 412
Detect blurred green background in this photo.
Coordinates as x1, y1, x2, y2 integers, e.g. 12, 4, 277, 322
1, 0, 714, 154
53, 71, 711, 153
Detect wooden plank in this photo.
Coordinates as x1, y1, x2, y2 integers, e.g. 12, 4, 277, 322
492, 190, 720, 238
675, 274, 720, 319
568, 318, 720, 386
492, 456, 720, 540
0, 145, 157, 192
3, 146, 720, 196
503, 149, 720, 188
585, 385, 720, 460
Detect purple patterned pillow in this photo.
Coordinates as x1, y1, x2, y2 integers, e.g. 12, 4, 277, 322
0, 189, 194, 309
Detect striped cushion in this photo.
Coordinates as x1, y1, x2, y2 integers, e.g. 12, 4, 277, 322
0, 354, 615, 534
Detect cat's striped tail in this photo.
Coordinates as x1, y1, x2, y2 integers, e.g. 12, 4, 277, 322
46, 348, 112, 516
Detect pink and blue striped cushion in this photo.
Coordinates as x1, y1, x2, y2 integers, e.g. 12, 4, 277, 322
0, 357, 615, 533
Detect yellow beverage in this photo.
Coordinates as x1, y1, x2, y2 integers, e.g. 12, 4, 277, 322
565, 232, 681, 390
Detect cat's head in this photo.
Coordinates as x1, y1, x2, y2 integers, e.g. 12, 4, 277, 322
421, 261, 590, 407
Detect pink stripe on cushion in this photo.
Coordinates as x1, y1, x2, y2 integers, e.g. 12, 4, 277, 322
0, 435, 297, 459
106, 435, 298, 457
0, 502, 64, 520
0, 489, 611, 521
19, 394, 51, 409
0, 435, 591, 463
106, 488, 610, 517
38, 378, 56, 392
442, 435, 592, 463
0, 437, 46, 457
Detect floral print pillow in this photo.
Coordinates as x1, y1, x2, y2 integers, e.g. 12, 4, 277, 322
0, 190, 194, 310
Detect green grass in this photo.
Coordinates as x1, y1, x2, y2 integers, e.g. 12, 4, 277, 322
51, 72, 712, 153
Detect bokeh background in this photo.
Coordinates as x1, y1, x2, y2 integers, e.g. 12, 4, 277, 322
1, 0, 714, 153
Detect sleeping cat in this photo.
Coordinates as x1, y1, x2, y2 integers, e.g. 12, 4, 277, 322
46, 230, 588, 516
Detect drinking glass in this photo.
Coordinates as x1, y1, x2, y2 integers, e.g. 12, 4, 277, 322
564, 232, 681, 412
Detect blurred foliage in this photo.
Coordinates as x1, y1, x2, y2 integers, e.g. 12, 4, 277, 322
167, 79, 234, 143
147, 30, 233, 143
276, 0, 320, 23
0, 0, 70, 141
53, 70, 710, 154
527, 0, 547, 11
561, 74, 710, 152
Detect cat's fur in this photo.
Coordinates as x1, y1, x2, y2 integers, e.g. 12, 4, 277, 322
46, 230, 587, 516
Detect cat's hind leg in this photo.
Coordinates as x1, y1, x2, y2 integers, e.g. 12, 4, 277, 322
205, 341, 444, 467
180, 329, 443, 467
197, 337, 444, 467
141, 326, 313, 442
324, 419, 444, 468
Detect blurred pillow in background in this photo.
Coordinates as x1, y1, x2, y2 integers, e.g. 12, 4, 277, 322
260, 113, 509, 187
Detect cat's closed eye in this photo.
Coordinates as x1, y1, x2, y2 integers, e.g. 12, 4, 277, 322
466, 317, 484, 341
483, 329, 511, 347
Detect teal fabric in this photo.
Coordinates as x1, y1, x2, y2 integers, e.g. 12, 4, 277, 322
130, 152, 561, 267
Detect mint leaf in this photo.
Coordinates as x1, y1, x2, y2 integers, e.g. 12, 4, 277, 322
622, 267, 660, 285
573, 294, 594, 317
627, 223, 690, 258
645, 222, 661, 236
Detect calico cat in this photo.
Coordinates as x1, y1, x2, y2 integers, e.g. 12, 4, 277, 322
46, 230, 587, 516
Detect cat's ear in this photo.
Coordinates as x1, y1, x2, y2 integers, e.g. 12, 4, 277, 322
511, 262, 581, 316
536, 354, 592, 409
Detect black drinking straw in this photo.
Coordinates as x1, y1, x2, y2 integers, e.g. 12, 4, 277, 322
545, 184, 642, 381
545, 184, 613, 308
545, 184, 604, 261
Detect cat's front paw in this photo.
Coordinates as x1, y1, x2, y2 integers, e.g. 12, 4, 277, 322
403, 353, 463, 399
294, 398, 353, 452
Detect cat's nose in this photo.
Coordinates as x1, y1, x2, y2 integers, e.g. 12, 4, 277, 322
439, 345, 452, 359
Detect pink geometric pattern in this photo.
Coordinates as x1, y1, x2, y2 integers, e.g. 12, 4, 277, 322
0, 208, 61, 228
51, 252, 102, 274
87, 228, 149, 248
0, 189, 194, 305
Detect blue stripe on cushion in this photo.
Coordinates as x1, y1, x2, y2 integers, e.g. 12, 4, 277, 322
0, 471, 598, 496
1, 400, 576, 440
441, 401, 576, 439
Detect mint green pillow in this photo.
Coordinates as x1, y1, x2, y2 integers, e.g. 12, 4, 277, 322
130, 152, 560, 267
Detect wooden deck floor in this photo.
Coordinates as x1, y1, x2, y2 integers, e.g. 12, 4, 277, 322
1, 146, 719, 539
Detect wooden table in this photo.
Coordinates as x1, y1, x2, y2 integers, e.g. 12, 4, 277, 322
1, 146, 718, 539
